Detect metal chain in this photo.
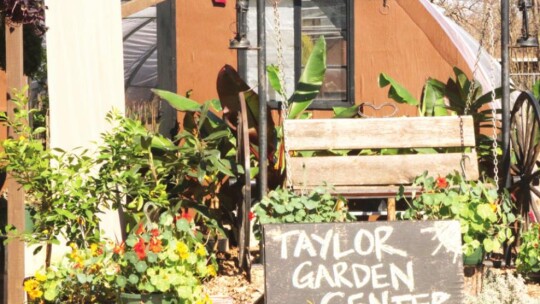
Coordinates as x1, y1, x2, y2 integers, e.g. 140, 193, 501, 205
271, 0, 294, 190
487, 0, 500, 189
465, 2, 491, 114
271, 0, 288, 102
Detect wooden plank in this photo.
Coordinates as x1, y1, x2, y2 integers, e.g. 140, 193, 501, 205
122, 0, 166, 18
289, 152, 479, 187
4, 24, 25, 304
284, 116, 476, 150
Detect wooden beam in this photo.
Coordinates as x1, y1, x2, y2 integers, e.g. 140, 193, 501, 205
122, 0, 167, 18
3, 23, 25, 304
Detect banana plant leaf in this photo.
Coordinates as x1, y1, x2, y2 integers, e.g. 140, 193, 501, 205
287, 36, 327, 119
422, 78, 447, 116
333, 104, 361, 118
378, 73, 419, 106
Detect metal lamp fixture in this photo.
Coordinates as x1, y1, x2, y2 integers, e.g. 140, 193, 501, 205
517, 0, 539, 47
229, 0, 251, 49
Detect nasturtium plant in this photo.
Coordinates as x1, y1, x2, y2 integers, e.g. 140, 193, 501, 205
253, 187, 355, 239
399, 171, 517, 256
516, 223, 540, 275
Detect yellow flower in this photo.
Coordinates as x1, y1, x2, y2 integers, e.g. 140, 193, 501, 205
207, 264, 217, 277
90, 243, 99, 256
195, 294, 213, 304
18, 135, 26, 141
490, 202, 498, 212
34, 271, 46, 282
176, 242, 189, 260
23, 279, 42, 300
195, 243, 206, 257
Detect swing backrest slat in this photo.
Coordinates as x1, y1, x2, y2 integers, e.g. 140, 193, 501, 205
284, 116, 479, 195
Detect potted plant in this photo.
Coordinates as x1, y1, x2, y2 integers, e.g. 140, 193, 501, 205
112, 211, 217, 304
399, 171, 517, 265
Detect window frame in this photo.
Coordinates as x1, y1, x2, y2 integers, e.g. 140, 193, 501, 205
293, 0, 355, 110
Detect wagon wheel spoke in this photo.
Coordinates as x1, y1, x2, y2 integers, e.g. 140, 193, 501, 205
510, 92, 540, 223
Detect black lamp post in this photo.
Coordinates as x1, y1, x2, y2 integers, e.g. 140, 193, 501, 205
517, 0, 539, 47
230, 0, 251, 49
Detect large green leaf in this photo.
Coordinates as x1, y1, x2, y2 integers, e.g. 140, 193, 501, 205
267, 64, 285, 97
378, 73, 419, 106
333, 105, 360, 118
422, 78, 446, 116
288, 36, 327, 119
533, 80, 540, 100
152, 89, 201, 112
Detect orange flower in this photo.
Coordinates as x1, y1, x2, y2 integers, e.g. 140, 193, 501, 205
136, 223, 145, 235
436, 176, 448, 189
134, 238, 146, 260
149, 237, 162, 253
114, 242, 126, 255
150, 229, 160, 237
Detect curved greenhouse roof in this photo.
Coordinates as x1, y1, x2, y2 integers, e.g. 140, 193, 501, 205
123, 7, 157, 106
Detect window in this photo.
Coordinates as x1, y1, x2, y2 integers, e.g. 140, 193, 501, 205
294, 0, 354, 109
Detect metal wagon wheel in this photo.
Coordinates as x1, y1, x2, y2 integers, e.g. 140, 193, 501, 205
509, 91, 540, 226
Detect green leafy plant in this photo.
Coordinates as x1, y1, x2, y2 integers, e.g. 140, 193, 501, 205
516, 223, 540, 275
399, 171, 516, 256
1, 90, 103, 251
24, 243, 117, 303
253, 187, 355, 239
150, 90, 239, 237
112, 211, 216, 303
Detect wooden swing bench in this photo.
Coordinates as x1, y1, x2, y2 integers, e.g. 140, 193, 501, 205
283, 115, 480, 220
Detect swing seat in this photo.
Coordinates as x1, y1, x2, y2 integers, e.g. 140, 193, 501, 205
284, 115, 480, 220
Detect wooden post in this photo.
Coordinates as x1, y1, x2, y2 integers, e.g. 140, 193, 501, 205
157, 0, 178, 139
387, 197, 396, 221
3, 23, 26, 304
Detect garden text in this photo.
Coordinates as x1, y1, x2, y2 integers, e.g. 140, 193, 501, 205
274, 226, 451, 304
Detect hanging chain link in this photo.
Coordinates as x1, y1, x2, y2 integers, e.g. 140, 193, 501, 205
487, 0, 500, 190
271, 0, 288, 102
271, 0, 294, 190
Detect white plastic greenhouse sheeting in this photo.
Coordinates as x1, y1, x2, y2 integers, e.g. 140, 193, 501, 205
43, 0, 125, 276
123, 7, 157, 104
420, 0, 502, 102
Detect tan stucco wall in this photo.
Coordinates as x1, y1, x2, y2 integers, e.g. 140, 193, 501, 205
348, 0, 471, 118
176, 0, 238, 102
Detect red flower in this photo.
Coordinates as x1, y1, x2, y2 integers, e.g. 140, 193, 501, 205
149, 237, 162, 253
134, 238, 146, 260
436, 176, 448, 189
529, 211, 537, 223
114, 242, 125, 255
181, 211, 193, 222
136, 223, 145, 235
248, 211, 255, 221
150, 229, 160, 237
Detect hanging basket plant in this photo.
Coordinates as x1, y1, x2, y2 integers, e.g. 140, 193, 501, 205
1, 0, 47, 36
